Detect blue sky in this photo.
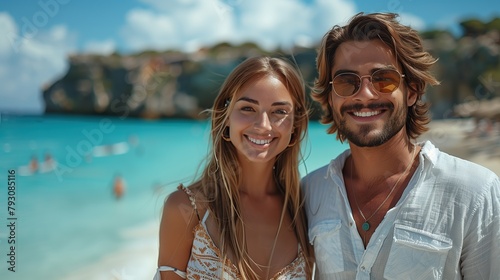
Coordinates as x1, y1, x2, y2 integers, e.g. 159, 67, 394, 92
1, 0, 498, 114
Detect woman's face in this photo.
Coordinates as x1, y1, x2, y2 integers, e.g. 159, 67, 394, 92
227, 75, 295, 164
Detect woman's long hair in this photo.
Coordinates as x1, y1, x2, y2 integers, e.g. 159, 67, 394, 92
191, 56, 313, 278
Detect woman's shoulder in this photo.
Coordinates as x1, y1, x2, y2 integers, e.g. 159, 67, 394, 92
163, 184, 209, 221
164, 186, 190, 209
158, 185, 204, 276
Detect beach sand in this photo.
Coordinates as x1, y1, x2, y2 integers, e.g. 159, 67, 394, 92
65, 118, 499, 280
418, 118, 500, 176
60, 220, 159, 280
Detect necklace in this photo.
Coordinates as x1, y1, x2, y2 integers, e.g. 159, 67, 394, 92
352, 145, 416, 232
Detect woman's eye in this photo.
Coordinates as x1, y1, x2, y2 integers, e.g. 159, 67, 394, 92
240, 106, 255, 112
274, 109, 289, 115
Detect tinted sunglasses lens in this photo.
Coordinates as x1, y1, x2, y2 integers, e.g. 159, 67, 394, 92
372, 70, 401, 93
333, 74, 360, 97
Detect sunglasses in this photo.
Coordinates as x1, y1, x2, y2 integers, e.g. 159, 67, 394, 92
329, 69, 405, 97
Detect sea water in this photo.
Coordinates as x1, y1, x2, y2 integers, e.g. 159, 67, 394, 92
0, 114, 348, 280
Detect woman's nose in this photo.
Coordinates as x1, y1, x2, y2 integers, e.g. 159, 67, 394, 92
254, 112, 272, 130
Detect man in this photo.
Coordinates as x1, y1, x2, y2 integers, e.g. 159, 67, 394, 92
302, 13, 500, 279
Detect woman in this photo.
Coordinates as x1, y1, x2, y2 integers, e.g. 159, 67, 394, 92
155, 56, 314, 279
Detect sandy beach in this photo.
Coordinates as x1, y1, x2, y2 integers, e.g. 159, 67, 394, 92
419, 118, 500, 176
60, 220, 159, 280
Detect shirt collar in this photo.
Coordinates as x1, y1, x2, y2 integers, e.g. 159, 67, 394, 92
326, 149, 350, 182
418, 140, 438, 169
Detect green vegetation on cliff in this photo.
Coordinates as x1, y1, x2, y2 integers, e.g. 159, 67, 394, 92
43, 17, 500, 120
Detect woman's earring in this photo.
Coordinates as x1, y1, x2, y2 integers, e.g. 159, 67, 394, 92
222, 126, 230, 141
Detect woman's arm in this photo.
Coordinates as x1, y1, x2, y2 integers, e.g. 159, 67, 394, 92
157, 189, 199, 280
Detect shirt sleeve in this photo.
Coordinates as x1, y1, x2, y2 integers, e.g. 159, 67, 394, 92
461, 175, 500, 279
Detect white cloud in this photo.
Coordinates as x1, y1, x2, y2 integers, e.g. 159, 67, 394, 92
0, 12, 18, 56
121, 0, 236, 53
236, 0, 312, 50
84, 39, 117, 55
305, 0, 357, 46
0, 13, 76, 113
121, 0, 357, 52
399, 13, 426, 31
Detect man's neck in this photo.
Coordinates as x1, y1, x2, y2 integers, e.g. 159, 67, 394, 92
347, 132, 416, 187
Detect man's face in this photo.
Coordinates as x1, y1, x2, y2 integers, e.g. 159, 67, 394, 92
329, 40, 416, 147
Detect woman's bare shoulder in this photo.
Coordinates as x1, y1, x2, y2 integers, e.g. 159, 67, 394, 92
162, 184, 208, 221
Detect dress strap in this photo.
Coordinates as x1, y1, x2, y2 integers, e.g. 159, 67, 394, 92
178, 184, 201, 221
154, 266, 187, 279
201, 209, 210, 223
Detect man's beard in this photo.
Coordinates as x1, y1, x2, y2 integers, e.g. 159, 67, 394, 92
335, 102, 407, 147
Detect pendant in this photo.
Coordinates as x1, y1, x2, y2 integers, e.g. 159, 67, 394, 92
362, 222, 370, 231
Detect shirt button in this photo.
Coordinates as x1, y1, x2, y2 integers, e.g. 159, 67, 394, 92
361, 266, 366, 271
349, 222, 353, 227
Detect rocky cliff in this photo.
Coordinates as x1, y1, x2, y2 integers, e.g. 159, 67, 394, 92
43, 18, 500, 120
43, 43, 321, 119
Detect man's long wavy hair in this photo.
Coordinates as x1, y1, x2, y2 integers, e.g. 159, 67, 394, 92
190, 56, 313, 278
313, 12, 440, 141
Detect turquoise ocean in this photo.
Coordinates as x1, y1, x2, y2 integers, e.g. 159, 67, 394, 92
0, 114, 348, 280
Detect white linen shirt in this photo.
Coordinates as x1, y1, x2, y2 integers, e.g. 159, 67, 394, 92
302, 141, 500, 280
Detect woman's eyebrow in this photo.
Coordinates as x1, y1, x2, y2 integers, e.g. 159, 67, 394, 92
237, 97, 292, 107
272, 101, 292, 107
237, 97, 258, 104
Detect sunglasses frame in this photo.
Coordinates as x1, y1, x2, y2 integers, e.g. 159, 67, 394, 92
329, 68, 405, 97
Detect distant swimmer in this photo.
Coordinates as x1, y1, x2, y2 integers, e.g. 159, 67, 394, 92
113, 174, 126, 200
29, 155, 39, 173
19, 154, 47, 176
42, 152, 56, 171
44, 152, 54, 166
93, 142, 129, 157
